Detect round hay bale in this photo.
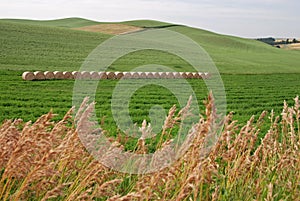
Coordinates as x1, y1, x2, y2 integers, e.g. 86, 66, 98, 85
34, 71, 46, 80
131, 72, 139, 79
72, 71, 81, 79
159, 72, 167, 79
63, 71, 73, 79
179, 72, 188, 79
145, 72, 154, 79
138, 72, 147, 79
80, 71, 91, 79
53, 71, 64, 79
173, 72, 181, 79
123, 72, 132, 79
166, 72, 175, 79
44, 71, 55, 80
197, 72, 202, 79
204, 72, 211, 79
115, 72, 124, 79
90, 71, 99, 80
153, 72, 161, 78
107, 72, 116, 79
192, 72, 200, 79
198, 72, 204, 79
99, 72, 108, 79
186, 72, 194, 79
22, 72, 35, 81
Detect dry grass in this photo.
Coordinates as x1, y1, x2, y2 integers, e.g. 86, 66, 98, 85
0, 94, 299, 200
73, 24, 144, 35
287, 43, 300, 50
278, 43, 300, 50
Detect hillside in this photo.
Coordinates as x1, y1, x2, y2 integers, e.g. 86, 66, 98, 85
0, 17, 101, 28
0, 20, 111, 72
1, 18, 300, 74
0, 18, 300, 126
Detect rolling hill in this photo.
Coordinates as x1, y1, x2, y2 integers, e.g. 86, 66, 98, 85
0, 17, 101, 28
0, 17, 300, 124
1, 17, 299, 74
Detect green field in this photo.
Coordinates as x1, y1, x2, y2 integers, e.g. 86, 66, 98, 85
1, 17, 300, 132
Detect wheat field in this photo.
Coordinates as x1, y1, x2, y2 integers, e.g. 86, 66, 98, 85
0, 94, 299, 200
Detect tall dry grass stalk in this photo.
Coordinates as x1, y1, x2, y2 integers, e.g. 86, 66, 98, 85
0, 94, 299, 200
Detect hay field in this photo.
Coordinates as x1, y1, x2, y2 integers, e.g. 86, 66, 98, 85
281, 42, 300, 50
0, 17, 300, 201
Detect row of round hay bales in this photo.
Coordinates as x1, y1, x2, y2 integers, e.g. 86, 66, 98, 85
22, 71, 211, 81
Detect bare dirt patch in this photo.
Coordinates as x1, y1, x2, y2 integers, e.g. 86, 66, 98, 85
73, 24, 144, 35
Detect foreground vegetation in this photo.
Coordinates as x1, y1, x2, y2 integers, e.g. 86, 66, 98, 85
0, 94, 299, 200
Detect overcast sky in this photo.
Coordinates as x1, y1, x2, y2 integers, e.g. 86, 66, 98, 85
1, 0, 299, 38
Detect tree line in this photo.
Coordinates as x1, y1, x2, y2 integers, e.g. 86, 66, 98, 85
256, 37, 299, 46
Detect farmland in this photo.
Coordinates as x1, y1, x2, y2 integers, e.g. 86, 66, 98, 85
0, 17, 300, 200
1, 18, 300, 128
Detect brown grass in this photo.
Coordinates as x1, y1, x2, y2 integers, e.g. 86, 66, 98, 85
278, 43, 300, 50
285, 43, 300, 50
73, 24, 144, 35
0, 94, 299, 200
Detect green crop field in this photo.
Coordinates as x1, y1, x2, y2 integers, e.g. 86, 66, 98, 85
1, 17, 300, 133
1, 17, 300, 200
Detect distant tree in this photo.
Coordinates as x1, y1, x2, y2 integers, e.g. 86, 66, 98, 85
286, 39, 289, 44
293, 38, 298, 43
256, 37, 275, 45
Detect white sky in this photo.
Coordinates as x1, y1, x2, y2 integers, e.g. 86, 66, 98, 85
0, 0, 299, 38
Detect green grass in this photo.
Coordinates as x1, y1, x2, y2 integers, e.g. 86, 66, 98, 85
1, 70, 299, 136
169, 26, 300, 74
0, 21, 111, 72
0, 17, 299, 201
0, 18, 300, 131
0, 17, 101, 28
1, 19, 300, 74
121, 19, 177, 28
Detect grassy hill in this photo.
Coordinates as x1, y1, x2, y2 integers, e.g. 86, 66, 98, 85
0, 20, 110, 71
0, 18, 300, 126
121, 19, 177, 28
169, 26, 300, 74
0, 17, 101, 28
0, 18, 299, 200
1, 18, 299, 74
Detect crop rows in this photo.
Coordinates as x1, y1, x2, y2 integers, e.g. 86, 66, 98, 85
2, 70, 300, 138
